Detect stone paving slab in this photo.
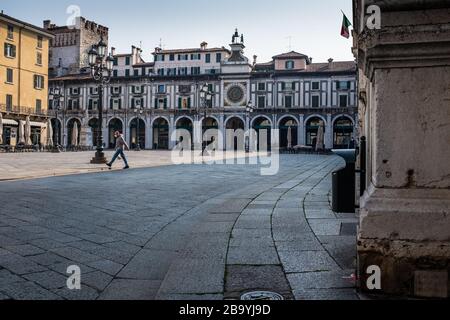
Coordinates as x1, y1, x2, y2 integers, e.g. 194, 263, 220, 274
294, 288, 360, 300
117, 249, 177, 281
225, 265, 293, 300
279, 250, 340, 274
156, 258, 225, 295
99, 280, 161, 300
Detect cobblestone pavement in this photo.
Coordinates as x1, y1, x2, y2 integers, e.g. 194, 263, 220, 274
0, 150, 256, 181
0, 155, 359, 300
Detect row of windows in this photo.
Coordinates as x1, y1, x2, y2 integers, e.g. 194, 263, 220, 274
4, 94, 43, 113
155, 52, 222, 63
3, 68, 44, 89
4, 24, 43, 47
64, 81, 353, 100
62, 94, 350, 111
4, 43, 43, 65
113, 56, 131, 66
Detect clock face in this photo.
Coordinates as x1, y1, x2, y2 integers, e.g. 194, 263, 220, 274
225, 82, 247, 106
227, 85, 245, 103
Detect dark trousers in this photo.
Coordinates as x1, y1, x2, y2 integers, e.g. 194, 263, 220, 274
110, 148, 129, 167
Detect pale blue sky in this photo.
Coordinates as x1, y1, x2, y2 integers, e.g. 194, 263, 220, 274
1, 0, 354, 63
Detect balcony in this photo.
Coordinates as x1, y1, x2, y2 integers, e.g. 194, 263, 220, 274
0, 104, 48, 117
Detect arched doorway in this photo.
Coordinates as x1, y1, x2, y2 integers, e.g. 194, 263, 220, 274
252, 117, 272, 151
108, 118, 123, 149
51, 118, 62, 146
67, 118, 81, 147
153, 118, 169, 150
130, 118, 146, 150
202, 117, 219, 149
279, 117, 298, 149
226, 117, 245, 151
333, 117, 354, 149
88, 118, 99, 148
176, 117, 193, 150
306, 117, 325, 147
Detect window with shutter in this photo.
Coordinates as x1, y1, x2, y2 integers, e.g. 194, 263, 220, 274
6, 68, 13, 83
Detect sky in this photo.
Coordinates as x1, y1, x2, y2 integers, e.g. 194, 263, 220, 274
1, 0, 354, 63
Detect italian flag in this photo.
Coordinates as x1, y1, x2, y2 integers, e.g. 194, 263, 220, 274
341, 12, 352, 39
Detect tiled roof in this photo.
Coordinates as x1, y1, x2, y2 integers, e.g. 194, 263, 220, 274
49, 74, 92, 81
154, 47, 230, 55
254, 60, 356, 73
133, 62, 154, 67
272, 51, 309, 60
306, 61, 356, 72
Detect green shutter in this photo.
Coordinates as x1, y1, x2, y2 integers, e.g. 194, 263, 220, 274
131, 98, 135, 108
178, 97, 182, 109
187, 97, 191, 109
164, 98, 167, 109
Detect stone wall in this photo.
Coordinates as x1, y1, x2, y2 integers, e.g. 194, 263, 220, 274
353, 0, 450, 298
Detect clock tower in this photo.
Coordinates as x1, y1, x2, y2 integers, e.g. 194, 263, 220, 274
221, 29, 252, 108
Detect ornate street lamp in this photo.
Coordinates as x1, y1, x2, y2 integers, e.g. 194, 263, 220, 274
199, 83, 215, 155
88, 37, 114, 164
48, 85, 65, 152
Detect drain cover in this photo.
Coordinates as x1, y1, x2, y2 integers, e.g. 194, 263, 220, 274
241, 291, 284, 301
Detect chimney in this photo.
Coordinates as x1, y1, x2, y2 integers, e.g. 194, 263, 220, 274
43, 20, 51, 29
328, 58, 334, 68
155, 47, 161, 53
200, 42, 208, 50
253, 55, 258, 66
111, 47, 116, 56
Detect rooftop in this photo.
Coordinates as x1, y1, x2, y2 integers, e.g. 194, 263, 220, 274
272, 51, 309, 60
154, 47, 230, 55
0, 12, 54, 38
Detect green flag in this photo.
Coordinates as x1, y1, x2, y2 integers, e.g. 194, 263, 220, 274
341, 12, 352, 39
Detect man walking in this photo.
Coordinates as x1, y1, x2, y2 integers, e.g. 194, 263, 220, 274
107, 131, 130, 170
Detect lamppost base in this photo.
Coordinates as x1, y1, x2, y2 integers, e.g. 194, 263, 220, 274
91, 151, 107, 164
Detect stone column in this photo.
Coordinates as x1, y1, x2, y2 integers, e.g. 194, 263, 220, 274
169, 115, 175, 150
146, 117, 153, 150
325, 114, 333, 149
218, 114, 225, 151
298, 114, 305, 146
353, 0, 450, 298
193, 118, 202, 151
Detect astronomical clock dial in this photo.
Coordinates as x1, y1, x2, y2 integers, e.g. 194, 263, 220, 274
224, 82, 247, 106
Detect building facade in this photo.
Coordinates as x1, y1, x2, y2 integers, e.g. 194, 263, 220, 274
48, 30, 357, 151
0, 13, 53, 146
43, 17, 108, 77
